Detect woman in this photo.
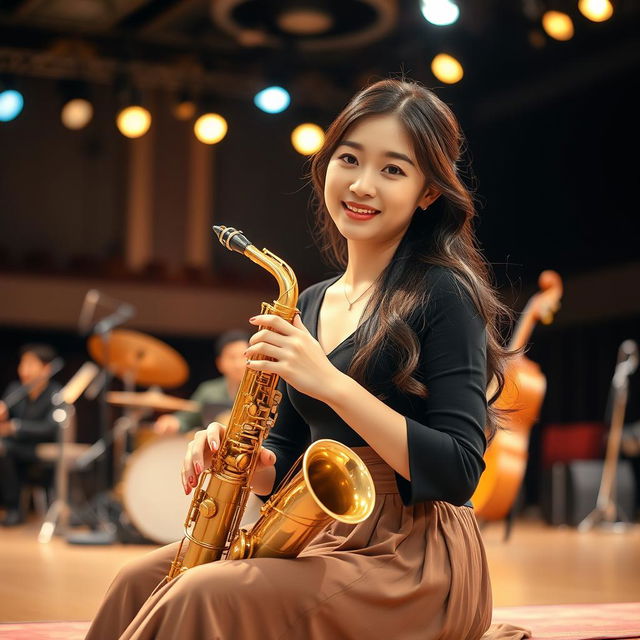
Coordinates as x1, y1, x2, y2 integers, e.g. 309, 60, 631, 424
86, 79, 529, 640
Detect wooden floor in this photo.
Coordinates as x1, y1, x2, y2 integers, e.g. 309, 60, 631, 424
1, 514, 639, 623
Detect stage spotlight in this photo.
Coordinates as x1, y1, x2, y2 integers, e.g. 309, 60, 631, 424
420, 0, 460, 26
0, 88, 24, 122
194, 113, 228, 145
61, 98, 94, 130
116, 105, 152, 138
291, 123, 324, 155
578, 0, 613, 22
254, 86, 291, 114
431, 54, 464, 84
542, 10, 574, 41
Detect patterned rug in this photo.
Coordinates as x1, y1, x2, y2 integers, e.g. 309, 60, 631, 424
492, 602, 640, 640
0, 603, 638, 639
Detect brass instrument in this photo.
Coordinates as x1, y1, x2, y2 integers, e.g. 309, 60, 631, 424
168, 226, 375, 580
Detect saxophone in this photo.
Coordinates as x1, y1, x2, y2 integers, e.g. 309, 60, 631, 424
167, 226, 374, 580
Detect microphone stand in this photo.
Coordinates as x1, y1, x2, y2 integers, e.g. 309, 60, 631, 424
67, 304, 135, 545
579, 340, 639, 532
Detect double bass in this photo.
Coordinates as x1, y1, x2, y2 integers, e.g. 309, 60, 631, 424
472, 270, 563, 521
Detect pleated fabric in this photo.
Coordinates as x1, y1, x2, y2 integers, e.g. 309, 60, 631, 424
85, 447, 530, 640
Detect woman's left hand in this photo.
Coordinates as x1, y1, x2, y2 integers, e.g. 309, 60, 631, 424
246, 313, 341, 402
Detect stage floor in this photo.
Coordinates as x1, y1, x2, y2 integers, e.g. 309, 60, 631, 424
0, 515, 639, 622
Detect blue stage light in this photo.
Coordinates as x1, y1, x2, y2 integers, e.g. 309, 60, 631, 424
420, 0, 460, 26
254, 86, 291, 114
0, 89, 24, 122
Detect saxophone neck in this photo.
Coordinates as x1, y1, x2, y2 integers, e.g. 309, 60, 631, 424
245, 245, 299, 317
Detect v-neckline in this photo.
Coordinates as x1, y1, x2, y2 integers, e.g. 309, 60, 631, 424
312, 275, 360, 357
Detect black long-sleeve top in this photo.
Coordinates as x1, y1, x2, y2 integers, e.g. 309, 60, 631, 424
263, 266, 488, 507
2, 380, 61, 444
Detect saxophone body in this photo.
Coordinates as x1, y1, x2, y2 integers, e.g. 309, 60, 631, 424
167, 226, 374, 580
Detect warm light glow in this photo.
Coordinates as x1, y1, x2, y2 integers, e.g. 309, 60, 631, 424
173, 100, 196, 121
194, 113, 228, 144
542, 10, 574, 41
291, 123, 325, 155
431, 53, 464, 84
61, 98, 94, 130
578, 0, 613, 22
420, 0, 460, 26
116, 105, 151, 138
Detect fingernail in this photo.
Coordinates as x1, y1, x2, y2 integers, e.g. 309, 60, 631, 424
209, 440, 218, 451
194, 462, 202, 475
184, 485, 189, 495
189, 475, 195, 486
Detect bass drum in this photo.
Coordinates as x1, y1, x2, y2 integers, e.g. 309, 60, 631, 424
121, 434, 263, 545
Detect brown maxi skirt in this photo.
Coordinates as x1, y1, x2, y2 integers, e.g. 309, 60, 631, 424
85, 447, 530, 640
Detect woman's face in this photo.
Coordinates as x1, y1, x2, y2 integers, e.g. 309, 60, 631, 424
323, 114, 437, 248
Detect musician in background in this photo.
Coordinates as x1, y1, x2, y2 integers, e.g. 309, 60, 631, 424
153, 330, 249, 435
0, 343, 61, 526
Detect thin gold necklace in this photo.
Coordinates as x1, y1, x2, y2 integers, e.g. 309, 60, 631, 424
342, 279, 375, 311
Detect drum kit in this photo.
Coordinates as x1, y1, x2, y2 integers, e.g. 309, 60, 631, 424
84, 329, 206, 545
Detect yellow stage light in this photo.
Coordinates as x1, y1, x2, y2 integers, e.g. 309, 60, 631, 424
194, 113, 228, 144
578, 0, 613, 22
291, 123, 325, 155
61, 98, 93, 130
116, 105, 151, 138
542, 10, 574, 41
431, 54, 464, 84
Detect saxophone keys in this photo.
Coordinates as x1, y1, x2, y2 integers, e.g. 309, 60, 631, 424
234, 453, 250, 471
199, 498, 218, 518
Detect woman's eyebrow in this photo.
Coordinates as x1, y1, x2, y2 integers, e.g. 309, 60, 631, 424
339, 140, 416, 167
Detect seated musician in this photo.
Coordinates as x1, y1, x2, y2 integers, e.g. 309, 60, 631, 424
0, 343, 61, 526
153, 330, 249, 434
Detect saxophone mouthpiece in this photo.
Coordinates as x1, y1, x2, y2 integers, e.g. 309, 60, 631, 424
212, 226, 252, 254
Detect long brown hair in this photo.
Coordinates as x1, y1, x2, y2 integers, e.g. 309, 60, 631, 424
310, 78, 512, 441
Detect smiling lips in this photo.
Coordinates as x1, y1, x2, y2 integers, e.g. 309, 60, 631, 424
342, 201, 381, 219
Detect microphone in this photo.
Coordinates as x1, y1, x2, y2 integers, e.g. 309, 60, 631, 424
78, 289, 100, 336
613, 339, 638, 390
78, 289, 136, 335
93, 302, 135, 335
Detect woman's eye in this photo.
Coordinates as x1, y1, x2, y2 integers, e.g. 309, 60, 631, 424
383, 165, 406, 176
338, 153, 358, 165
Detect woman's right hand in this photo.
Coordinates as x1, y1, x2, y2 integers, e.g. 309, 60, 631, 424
182, 421, 277, 495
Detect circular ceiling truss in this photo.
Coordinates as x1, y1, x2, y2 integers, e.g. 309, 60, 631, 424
211, 0, 398, 52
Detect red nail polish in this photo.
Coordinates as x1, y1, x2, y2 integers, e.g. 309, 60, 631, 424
189, 476, 195, 486
195, 462, 202, 475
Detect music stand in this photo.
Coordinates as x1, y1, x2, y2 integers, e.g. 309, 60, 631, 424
38, 362, 99, 544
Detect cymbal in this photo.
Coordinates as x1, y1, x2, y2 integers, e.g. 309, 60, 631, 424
88, 329, 189, 388
107, 391, 200, 413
